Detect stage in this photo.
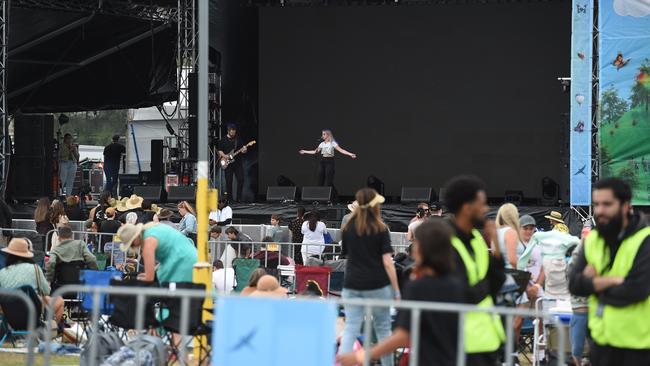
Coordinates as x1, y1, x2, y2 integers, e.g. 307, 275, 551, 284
8, 201, 567, 233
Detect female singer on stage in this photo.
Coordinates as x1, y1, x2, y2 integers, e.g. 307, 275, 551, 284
299, 129, 357, 187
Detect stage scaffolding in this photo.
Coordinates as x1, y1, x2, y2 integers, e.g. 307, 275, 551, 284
0, 0, 7, 197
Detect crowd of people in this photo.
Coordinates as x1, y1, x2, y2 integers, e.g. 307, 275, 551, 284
0, 174, 647, 366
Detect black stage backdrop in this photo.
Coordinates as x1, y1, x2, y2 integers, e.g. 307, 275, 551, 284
258, 3, 571, 198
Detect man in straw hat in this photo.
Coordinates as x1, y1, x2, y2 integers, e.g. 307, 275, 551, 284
117, 223, 197, 283
545, 210, 570, 233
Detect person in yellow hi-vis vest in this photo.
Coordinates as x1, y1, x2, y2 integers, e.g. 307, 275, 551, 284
442, 176, 506, 366
569, 178, 650, 366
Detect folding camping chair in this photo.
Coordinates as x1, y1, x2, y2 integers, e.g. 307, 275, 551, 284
0, 286, 43, 347
157, 282, 212, 363
233, 258, 260, 292
295, 265, 331, 296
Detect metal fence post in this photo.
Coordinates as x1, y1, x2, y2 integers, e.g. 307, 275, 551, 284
408, 309, 421, 366
456, 312, 466, 366
362, 305, 372, 366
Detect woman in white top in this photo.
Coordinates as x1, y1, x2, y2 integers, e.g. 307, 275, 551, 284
299, 129, 357, 187
301, 211, 328, 264
495, 203, 524, 269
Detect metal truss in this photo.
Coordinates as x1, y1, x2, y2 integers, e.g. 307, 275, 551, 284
176, 0, 196, 165
11, 0, 178, 22
0, 0, 8, 197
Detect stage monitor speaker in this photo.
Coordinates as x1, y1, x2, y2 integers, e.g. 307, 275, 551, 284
505, 190, 524, 206
118, 174, 140, 198
133, 186, 163, 202
301, 186, 332, 203
167, 186, 196, 202
14, 114, 54, 156
10, 156, 53, 200
400, 187, 432, 204
266, 186, 297, 202
150, 140, 163, 185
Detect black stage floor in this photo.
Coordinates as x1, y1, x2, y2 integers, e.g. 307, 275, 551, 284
10, 201, 567, 233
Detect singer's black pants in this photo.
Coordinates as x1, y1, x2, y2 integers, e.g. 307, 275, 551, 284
317, 158, 335, 187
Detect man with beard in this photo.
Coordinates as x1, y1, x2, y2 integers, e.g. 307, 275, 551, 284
442, 176, 506, 366
569, 178, 650, 366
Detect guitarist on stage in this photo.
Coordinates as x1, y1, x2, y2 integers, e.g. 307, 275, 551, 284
218, 123, 248, 202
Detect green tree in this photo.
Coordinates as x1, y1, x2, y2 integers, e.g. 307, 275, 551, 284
600, 86, 628, 124
630, 58, 650, 113
59, 110, 128, 146
600, 147, 613, 178
618, 166, 639, 189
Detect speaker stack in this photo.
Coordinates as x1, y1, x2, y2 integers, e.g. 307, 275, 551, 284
9, 115, 55, 200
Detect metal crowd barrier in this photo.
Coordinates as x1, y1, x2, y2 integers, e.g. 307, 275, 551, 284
0, 288, 38, 366
40, 284, 566, 366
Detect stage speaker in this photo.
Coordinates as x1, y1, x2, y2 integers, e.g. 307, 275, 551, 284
118, 174, 140, 198
133, 186, 163, 202
188, 116, 198, 161
301, 186, 332, 203
10, 156, 53, 200
14, 114, 54, 156
167, 186, 196, 202
505, 190, 524, 206
400, 187, 432, 204
266, 186, 297, 202
150, 139, 164, 185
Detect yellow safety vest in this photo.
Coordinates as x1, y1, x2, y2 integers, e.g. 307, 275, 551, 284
451, 229, 505, 353
584, 227, 650, 349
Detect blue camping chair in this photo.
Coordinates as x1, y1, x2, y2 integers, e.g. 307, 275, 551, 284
0, 285, 42, 347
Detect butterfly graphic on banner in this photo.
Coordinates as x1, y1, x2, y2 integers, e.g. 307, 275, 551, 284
613, 53, 631, 70
577, 4, 587, 14
574, 121, 585, 133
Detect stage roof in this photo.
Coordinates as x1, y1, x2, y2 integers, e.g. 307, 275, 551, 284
7, 1, 178, 113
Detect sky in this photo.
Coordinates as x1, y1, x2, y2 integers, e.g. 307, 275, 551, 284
599, 0, 650, 101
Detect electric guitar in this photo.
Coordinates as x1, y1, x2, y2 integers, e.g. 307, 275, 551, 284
219, 140, 256, 169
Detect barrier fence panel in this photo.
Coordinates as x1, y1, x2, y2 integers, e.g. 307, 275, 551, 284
0, 288, 38, 366
40, 285, 566, 366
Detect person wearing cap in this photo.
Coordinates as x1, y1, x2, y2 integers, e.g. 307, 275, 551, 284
0, 238, 64, 322
117, 222, 197, 283
339, 188, 399, 366
430, 202, 443, 217
103, 135, 125, 194
528, 210, 580, 300
217, 123, 247, 202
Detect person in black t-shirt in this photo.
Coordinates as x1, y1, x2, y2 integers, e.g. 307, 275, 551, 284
338, 220, 465, 366
339, 188, 400, 366
103, 135, 125, 194
217, 123, 247, 202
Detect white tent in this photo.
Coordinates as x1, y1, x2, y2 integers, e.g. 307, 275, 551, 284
126, 105, 182, 175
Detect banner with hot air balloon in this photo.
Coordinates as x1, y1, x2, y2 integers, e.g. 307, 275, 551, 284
570, 0, 593, 205
599, 0, 650, 205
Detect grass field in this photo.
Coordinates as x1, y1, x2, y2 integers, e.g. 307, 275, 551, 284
600, 105, 650, 204
0, 353, 79, 366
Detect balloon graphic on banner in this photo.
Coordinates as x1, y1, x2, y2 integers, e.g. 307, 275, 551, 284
576, 94, 585, 105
